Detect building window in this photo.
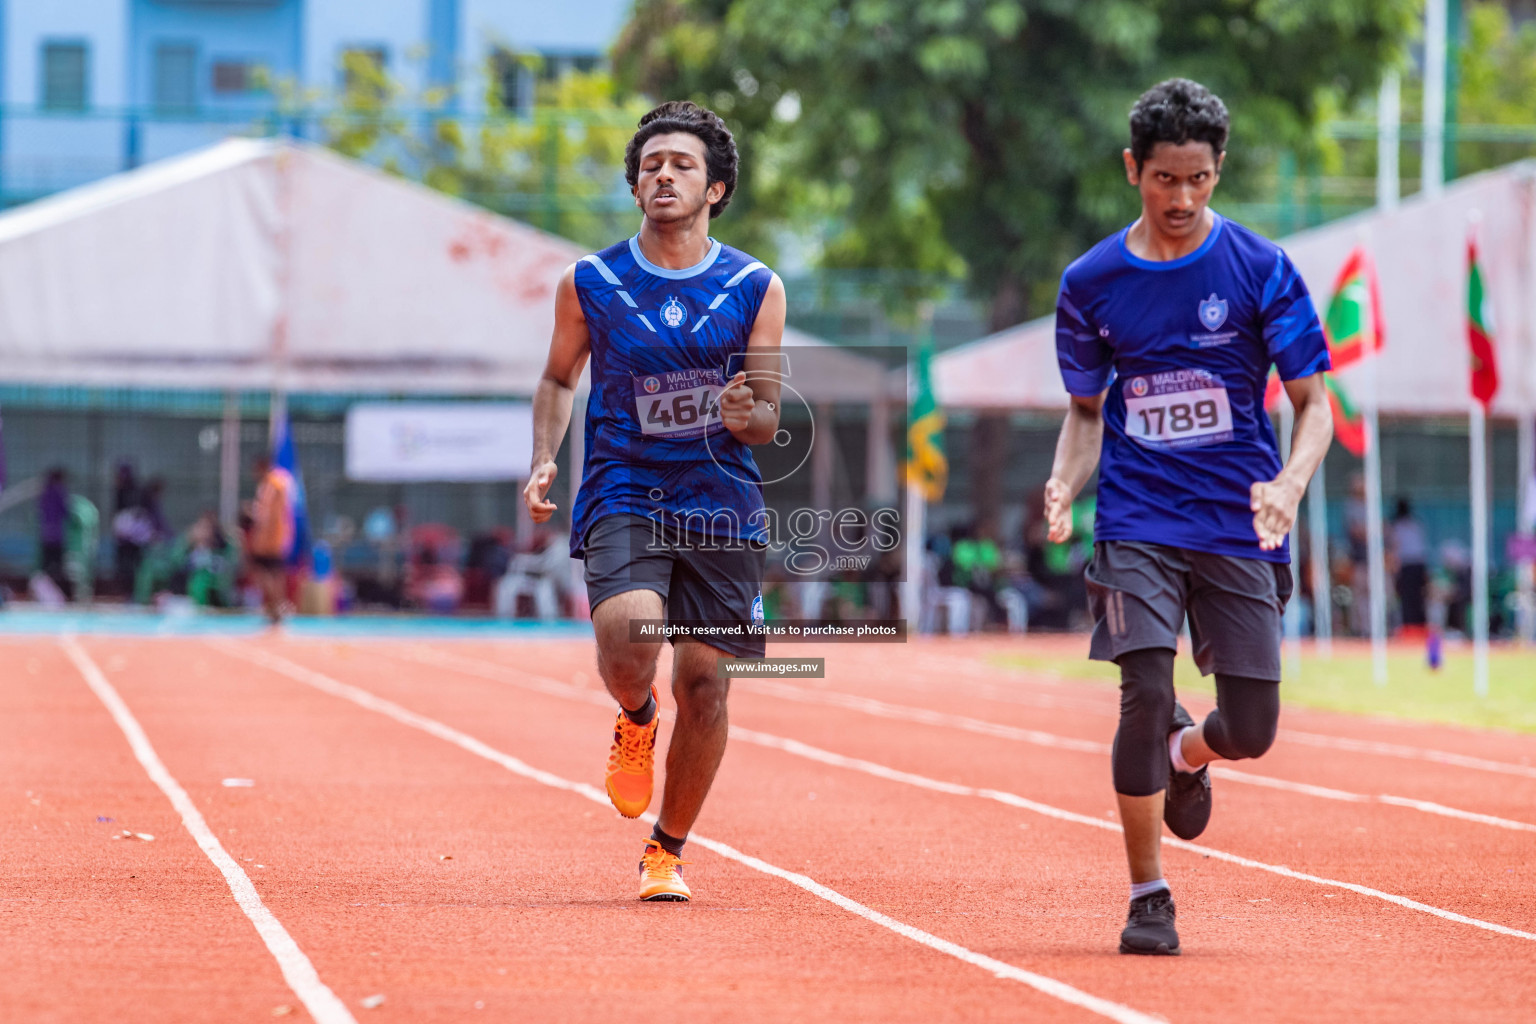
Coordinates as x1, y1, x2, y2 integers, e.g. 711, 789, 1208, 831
490, 47, 532, 113
211, 60, 255, 95
155, 43, 197, 112
41, 41, 89, 111
339, 46, 388, 97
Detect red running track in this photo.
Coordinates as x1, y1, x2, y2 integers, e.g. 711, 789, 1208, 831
4, 633, 1534, 1023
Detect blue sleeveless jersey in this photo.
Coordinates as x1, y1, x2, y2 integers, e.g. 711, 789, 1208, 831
1055, 214, 1330, 562
569, 236, 773, 557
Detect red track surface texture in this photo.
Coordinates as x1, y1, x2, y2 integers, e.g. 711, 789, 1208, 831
5, 634, 1535, 1022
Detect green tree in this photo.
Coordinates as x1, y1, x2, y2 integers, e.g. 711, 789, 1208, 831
1453, 0, 1536, 176
616, 0, 1418, 329
265, 52, 648, 251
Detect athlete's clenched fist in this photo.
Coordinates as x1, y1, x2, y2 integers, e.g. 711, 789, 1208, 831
524, 460, 559, 523
719, 372, 755, 433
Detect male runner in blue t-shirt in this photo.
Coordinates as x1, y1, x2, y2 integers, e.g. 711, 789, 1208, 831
1046, 79, 1334, 955
524, 101, 785, 902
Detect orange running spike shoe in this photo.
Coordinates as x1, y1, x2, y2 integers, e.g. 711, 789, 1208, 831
638, 838, 691, 902
605, 687, 658, 818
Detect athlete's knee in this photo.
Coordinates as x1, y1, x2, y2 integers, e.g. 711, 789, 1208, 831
1203, 708, 1277, 760
672, 665, 729, 723
1116, 647, 1177, 726
597, 642, 659, 690
1204, 674, 1279, 760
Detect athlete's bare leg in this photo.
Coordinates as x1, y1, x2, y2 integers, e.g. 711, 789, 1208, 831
591, 588, 664, 712
1176, 721, 1219, 768
655, 640, 731, 839
1117, 791, 1166, 884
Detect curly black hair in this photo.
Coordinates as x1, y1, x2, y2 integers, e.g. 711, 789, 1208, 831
624, 101, 738, 219
1129, 79, 1229, 170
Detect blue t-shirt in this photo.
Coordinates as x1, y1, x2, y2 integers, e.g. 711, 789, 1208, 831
1055, 213, 1330, 563
569, 235, 773, 557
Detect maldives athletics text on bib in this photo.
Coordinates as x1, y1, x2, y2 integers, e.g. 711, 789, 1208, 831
1122, 369, 1234, 450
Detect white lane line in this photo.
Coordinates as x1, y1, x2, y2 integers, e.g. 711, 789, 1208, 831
217, 643, 1165, 1024
728, 728, 1536, 943
1280, 730, 1536, 780
61, 637, 357, 1024
732, 678, 1536, 833
851, 650, 1536, 781
382, 643, 1536, 943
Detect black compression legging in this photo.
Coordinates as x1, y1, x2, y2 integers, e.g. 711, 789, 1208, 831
1111, 647, 1280, 797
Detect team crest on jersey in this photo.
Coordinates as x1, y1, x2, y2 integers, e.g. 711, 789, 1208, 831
1129, 376, 1149, 398
751, 592, 764, 625
1198, 293, 1229, 332
659, 296, 688, 328
643, 376, 661, 394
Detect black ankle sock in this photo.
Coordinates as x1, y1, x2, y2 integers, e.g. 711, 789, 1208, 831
623, 693, 657, 726
650, 825, 686, 857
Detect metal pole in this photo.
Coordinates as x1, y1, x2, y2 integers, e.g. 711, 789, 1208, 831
1280, 399, 1302, 677
220, 390, 241, 528
1365, 356, 1390, 685
903, 480, 925, 635
1309, 456, 1333, 657
1377, 70, 1401, 210
1423, 0, 1447, 198
1471, 400, 1490, 697
1518, 411, 1534, 644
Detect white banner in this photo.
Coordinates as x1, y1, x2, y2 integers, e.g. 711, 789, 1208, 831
345, 402, 532, 482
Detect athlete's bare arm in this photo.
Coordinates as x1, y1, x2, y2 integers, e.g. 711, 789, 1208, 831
1251, 372, 1334, 551
524, 265, 592, 524
1044, 390, 1107, 543
719, 273, 786, 445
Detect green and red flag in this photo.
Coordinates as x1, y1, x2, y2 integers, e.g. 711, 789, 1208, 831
1322, 246, 1384, 369
1324, 375, 1368, 456
1263, 245, 1379, 455
1467, 238, 1500, 409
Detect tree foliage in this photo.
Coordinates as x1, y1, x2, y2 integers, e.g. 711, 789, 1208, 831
615, 0, 1418, 328
267, 53, 648, 251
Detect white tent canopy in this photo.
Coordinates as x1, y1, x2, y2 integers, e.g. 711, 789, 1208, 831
0, 137, 884, 400
934, 161, 1536, 416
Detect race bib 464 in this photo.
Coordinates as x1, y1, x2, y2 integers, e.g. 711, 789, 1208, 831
1123, 369, 1234, 450
633, 367, 727, 440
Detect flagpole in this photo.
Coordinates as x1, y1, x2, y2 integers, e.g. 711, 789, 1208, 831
1363, 341, 1390, 685
1280, 398, 1302, 677
1471, 399, 1490, 697
1520, 411, 1535, 645
904, 480, 926, 636
1308, 456, 1332, 657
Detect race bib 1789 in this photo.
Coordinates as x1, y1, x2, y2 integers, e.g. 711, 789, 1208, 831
1122, 369, 1234, 450
633, 367, 727, 440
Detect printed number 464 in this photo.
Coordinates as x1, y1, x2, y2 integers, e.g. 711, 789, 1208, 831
647, 391, 720, 429
1138, 399, 1219, 436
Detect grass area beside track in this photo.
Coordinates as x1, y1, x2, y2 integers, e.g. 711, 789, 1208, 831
991, 640, 1536, 735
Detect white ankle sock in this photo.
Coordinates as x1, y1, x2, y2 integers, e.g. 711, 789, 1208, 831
1130, 878, 1170, 900
1169, 726, 1197, 774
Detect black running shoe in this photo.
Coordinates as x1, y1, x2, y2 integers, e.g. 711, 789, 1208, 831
1119, 889, 1180, 955
1164, 701, 1212, 841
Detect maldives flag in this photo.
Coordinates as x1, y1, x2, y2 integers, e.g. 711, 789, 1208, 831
1324, 246, 1384, 368
1264, 371, 1368, 456
1467, 239, 1500, 409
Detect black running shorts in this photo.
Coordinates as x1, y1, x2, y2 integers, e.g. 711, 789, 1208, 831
1085, 541, 1293, 681
581, 513, 767, 658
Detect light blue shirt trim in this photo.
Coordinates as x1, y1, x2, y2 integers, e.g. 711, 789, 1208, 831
1116, 213, 1226, 271
628, 235, 722, 280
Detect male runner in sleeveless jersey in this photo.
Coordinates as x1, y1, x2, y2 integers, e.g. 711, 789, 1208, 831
1046, 79, 1334, 954
524, 101, 785, 902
